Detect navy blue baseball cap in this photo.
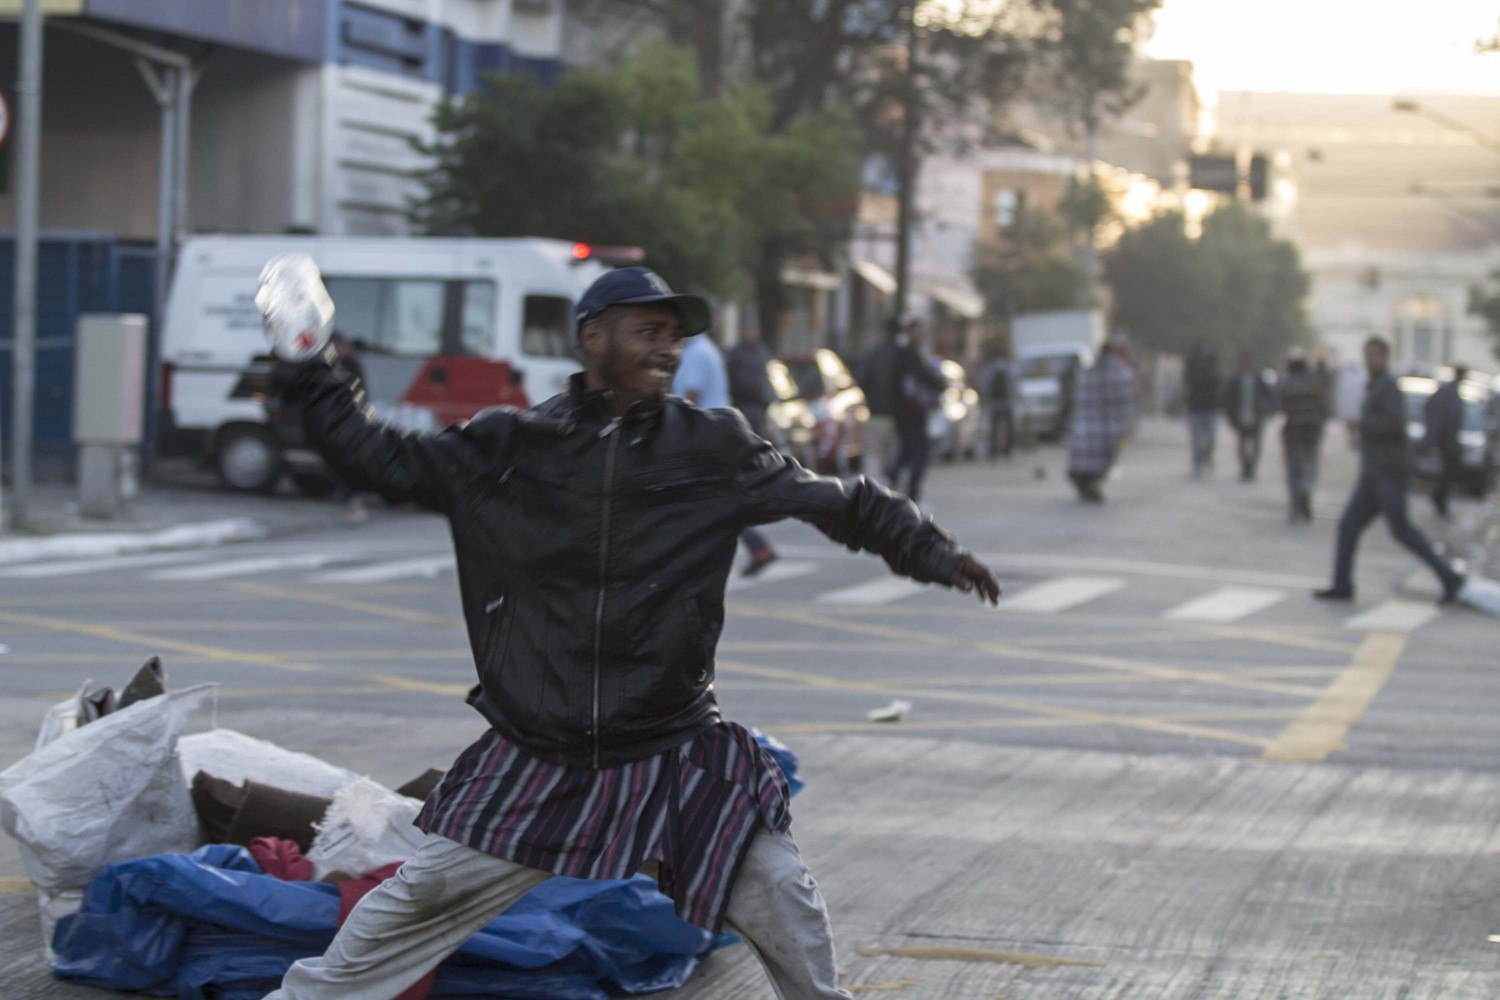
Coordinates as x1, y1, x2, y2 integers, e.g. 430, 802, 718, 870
574, 267, 710, 342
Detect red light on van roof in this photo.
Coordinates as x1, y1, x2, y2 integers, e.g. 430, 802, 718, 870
572, 243, 591, 260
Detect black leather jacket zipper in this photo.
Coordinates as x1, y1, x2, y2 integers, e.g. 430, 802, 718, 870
592, 417, 622, 768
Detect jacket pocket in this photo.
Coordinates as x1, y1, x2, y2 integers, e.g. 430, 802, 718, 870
479, 593, 515, 673
682, 594, 724, 688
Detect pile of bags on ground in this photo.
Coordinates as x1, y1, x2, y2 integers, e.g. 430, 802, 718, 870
0, 661, 802, 1000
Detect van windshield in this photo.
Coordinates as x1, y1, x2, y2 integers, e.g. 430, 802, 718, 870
323, 277, 444, 356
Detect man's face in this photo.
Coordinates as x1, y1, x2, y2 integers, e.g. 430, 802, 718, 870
1363, 342, 1388, 377
587, 303, 684, 404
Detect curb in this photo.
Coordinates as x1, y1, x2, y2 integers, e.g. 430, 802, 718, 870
0, 510, 370, 567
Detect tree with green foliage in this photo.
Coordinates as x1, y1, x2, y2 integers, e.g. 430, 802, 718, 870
410, 42, 862, 338
972, 208, 1087, 317
1104, 203, 1310, 361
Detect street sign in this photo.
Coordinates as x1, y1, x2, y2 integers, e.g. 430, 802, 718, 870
1188, 154, 1237, 194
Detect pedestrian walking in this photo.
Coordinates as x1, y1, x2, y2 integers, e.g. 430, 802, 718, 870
1315, 337, 1465, 604
887, 320, 947, 505
673, 316, 777, 576
1184, 340, 1220, 478
978, 341, 1015, 459
1223, 351, 1275, 481
1278, 350, 1326, 522
857, 315, 945, 500
261, 264, 1001, 1000
1423, 365, 1467, 520
1067, 336, 1137, 503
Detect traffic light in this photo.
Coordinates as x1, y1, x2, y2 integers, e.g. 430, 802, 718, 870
1248, 154, 1269, 201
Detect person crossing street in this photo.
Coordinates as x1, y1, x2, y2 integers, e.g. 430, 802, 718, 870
260, 263, 1001, 1000
1315, 336, 1464, 605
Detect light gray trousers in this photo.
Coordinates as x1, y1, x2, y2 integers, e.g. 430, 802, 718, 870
264, 828, 852, 1000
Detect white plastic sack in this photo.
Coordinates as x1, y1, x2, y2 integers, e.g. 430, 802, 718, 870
37, 888, 82, 962
1459, 576, 1500, 617
0, 686, 213, 895
307, 777, 425, 880
178, 729, 359, 798
33, 683, 90, 751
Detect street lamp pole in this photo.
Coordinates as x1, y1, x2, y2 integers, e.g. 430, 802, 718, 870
7, 0, 43, 532
893, 3, 920, 320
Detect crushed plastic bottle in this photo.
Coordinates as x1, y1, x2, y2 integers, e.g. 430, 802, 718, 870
255, 251, 335, 362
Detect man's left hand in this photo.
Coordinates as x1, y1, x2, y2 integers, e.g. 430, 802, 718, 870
951, 555, 1001, 605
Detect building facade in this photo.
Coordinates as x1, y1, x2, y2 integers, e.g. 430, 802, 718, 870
0, 0, 568, 240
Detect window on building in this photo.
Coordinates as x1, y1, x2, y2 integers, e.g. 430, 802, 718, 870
522, 295, 576, 359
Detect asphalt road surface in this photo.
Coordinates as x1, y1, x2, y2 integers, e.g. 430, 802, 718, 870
3, 418, 1498, 998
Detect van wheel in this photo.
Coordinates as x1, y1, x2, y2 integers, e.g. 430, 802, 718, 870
214, 425, 282, 493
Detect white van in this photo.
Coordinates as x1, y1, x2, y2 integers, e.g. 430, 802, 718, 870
159, 235, 608, 491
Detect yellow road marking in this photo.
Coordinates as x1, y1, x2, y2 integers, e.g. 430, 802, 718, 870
0, 876, 33, 894
733, 606, 1322, 700
1261, 631, 1408, 763
0, 609, 466, 697
717, 659, 1273, 748
226, 581, 464, 628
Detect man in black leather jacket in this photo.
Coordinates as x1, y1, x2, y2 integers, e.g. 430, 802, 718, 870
265, 265, 999, 1000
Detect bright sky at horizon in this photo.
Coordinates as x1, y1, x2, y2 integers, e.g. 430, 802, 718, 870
1144, 0, 1500, 97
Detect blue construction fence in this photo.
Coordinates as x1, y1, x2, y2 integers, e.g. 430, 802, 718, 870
0, 233, 158, 478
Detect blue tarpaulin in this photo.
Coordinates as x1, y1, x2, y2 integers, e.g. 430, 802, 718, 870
51, 732, 801, 999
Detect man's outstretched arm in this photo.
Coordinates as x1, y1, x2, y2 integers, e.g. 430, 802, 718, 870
275, 352, 513, 514
727, 412, 999, 603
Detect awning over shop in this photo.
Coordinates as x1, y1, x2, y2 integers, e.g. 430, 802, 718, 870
780, 265, 841, 292
926, 284, 985, 320
851, 258, 898, 297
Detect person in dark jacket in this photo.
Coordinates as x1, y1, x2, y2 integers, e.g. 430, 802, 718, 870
1223, 351, 1276, 481
1278, 350, 1326, 522
263, 265, 1000, 1000
1423, 365, 1467, 519
1315, 337, 1464, 604
1184, 341, 1220, 478
857, 315, 946, 501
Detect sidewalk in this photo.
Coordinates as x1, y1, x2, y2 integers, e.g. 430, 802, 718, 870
0, 463, 398, 566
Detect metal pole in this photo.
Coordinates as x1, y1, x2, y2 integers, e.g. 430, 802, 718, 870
8, 0, 43, 532
892, 3, 919, 321
173, 64, 195, 246
137, 59, 176, 338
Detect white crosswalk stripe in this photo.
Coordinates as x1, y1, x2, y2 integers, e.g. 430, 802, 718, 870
0, 550, 207, 578
726, 560, 818, 593
816, 576, 929, 605
1344, 600, 1442, 633
148, 553, 341, 581
1163, 586, 1286, 623
309, 556, 455, 584
997, 575, 1124, 614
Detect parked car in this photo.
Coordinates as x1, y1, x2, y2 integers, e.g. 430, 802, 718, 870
1015, 344, 1093, 440
769, 349, 868, 474
927, 359, 983, 461
1398, 374, 1497, 496
764, 359, 817, 469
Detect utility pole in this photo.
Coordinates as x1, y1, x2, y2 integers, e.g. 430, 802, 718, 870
893, 3, 920, 320
8, 0, 43, 532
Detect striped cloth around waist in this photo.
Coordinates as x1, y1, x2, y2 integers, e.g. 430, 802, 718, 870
414, 720, 792, 932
